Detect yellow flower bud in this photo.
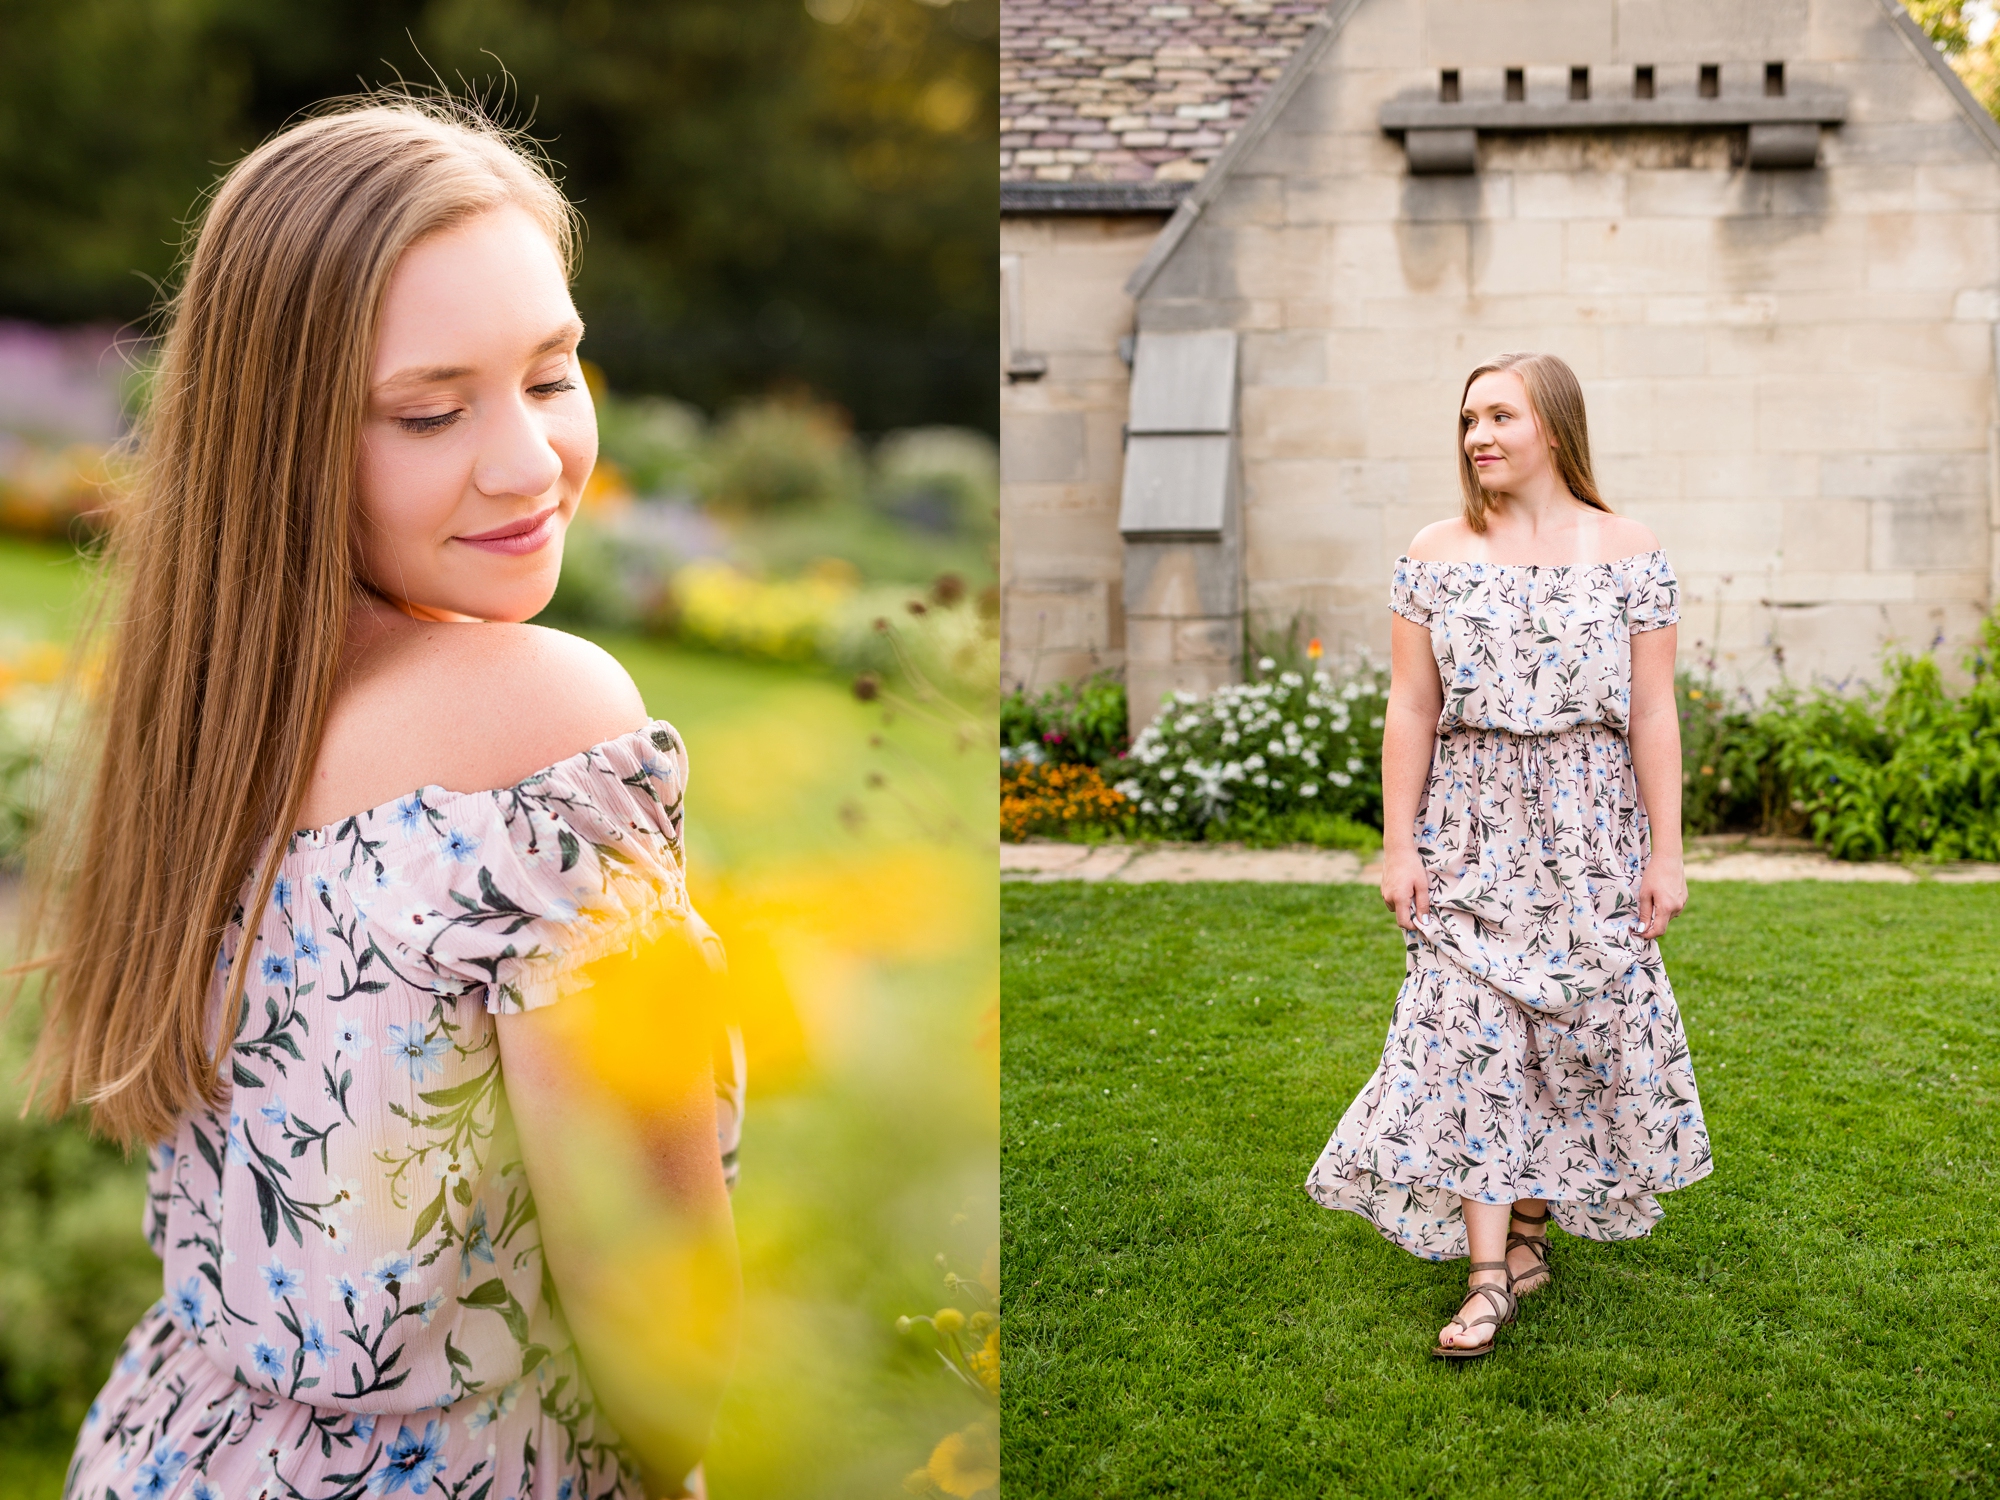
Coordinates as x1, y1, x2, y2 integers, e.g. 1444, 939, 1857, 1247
934, 1307, 966, 1335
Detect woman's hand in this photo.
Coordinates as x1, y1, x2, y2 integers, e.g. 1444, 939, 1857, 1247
1636, 852, 1687, 940
1380, 843, 1430, 931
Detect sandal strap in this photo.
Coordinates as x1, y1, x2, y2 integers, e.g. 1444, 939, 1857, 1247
1460, 1282, 1516, 1320
1467, 1260, 1510, 1273
1506, 1234, 1550, 1260
1510, 1203, 1551, 1225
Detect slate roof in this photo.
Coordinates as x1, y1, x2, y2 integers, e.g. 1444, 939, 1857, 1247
1000, 0, 1324, 191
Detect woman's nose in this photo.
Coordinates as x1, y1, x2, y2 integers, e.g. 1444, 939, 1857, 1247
472, 398, 565, 500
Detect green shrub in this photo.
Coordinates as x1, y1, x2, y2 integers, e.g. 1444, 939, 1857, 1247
1676, 675, 1792, 838
1113, 657, 1389, 841
1001, 673, 1130, 769
0, 1011, 160, 1437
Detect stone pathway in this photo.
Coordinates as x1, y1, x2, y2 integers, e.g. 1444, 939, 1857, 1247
1000, 837, 2000, 885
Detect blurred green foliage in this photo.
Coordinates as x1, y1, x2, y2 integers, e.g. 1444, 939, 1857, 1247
0, 0, 997, 433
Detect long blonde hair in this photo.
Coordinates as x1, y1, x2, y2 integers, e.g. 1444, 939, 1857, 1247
24, 98, 577, 1145
1456, 351, 1610, 533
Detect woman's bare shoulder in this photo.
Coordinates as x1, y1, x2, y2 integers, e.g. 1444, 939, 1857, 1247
1595, 512, 1661, 559
305, 620, 649, 826
1403, 518, 1476, 562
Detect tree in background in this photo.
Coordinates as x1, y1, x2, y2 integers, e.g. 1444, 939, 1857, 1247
1905, 0, 2000, 116
0, 0, 997, 434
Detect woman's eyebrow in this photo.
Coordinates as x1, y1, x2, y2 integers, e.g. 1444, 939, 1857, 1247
376, 321, 585, 390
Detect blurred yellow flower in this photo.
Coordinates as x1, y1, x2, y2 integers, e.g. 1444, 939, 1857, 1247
926, 1422, 997, 1499
967, 1327, 998, 1397
933, 1307, 965, 1335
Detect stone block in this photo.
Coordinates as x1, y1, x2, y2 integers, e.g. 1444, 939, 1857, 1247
1713, 213, 1867, 296
1832, 320, 1992, 378
1469, 219, 1567, 296
1602, 324, 1707, 378
1002, 410, 1088, 484
1704, 322, 1848, 378
1781, 497, 1871, 573
1173, 617, 1240, 663
1646, 499, 1785, 575
1241, 385, 1366, 459
1819, 451, 1989, 501
1917, 163, 2000, 213
1593, 452, 1683, 504
1231, 226, 1334, 303
1003, 579, 1115, 662
1325, 327, 1443, 384
1285, 173, 1402, 226
1757, 374, 1883, 451
1510, 171, 1629, 221
1867, 211, 2000, 294
1682, 451, 1822, 501
1870, 494, 1990, 571
1565, 218, 1714, 296
1615, 0, 1806, 61
1422, 1, 1612, 63
1878, 376, 1992, 448
1331, 221, 1471, 303
1126, 615, 1175, 666
1208, 174, 1286, 228
1241, 330, 1330, 388
1368, 377, 1464, 460
1829, 121, 1992, 167
1123, 539, 1241, 617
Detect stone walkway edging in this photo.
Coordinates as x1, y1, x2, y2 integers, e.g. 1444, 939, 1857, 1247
1000, 839, 2000, 885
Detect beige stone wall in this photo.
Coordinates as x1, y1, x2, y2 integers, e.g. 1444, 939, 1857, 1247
999, 214, 1166, 692
1134, 0, 2000, 694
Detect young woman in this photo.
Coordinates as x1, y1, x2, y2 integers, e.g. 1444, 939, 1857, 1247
1305, 352, 1711, 1358
29, 101, 740, 1495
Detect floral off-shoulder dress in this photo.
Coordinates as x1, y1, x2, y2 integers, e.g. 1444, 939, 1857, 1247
66, 721, 743, 1500
1306, 552, 1712, 1259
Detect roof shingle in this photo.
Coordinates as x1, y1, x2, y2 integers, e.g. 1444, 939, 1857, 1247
1000, 0, 1324, 184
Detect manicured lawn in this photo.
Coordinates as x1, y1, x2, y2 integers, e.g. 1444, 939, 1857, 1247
1002, 881, 2000, 1498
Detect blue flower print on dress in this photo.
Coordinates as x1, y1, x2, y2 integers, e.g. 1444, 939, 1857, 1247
393, 795, 426, 835
296, 929, 323, 965
260, 953, 294, 986
443, 828, 481, 863
167, 1276, 205, 1333
366, 1252, 414, 1293
333, 1019, 372, 1053
460, 1202, 496, 1278
259, 1099, 289, 1126
131, 1444, 188, 1500
383, 1023, 450, 1081
329, 1270, 365, 1307
301, 1316, 333, 1363
248, 1339, 285, 1382
368, 1418, 449, 1494
272, 876, 291, 911
261, 1257, 302, 1300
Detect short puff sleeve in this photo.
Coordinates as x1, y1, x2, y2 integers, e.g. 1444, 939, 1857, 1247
1624, 551, 1681, 634
1390, 558, 1436, 626
375, 722, 700, 1014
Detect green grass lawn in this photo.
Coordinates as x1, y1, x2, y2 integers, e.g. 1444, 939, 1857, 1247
1002, 881, 2000, 1499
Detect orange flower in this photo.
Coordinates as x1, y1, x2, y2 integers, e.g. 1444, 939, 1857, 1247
926, 1422, 998, 1498
1000, 763, 1129, 842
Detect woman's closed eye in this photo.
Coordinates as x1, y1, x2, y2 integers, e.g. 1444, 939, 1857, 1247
529, 376, 577, 398
396, 408, 463, 435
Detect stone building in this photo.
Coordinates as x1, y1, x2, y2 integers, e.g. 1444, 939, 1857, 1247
1000, 0, 2000, 729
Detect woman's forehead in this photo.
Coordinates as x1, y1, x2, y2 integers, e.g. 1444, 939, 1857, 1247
1464, 369, 1529, 409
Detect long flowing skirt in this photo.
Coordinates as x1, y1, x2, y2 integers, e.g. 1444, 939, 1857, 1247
1305, 723, 1713, 1260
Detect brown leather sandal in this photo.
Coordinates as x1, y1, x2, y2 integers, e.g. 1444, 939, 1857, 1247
1507, 1202, 1552, 1298
1429, 1262, 1517, 1360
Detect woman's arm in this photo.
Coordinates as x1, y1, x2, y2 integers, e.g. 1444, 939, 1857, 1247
1627, 624, 1686, 940
1379, 614, 1445, 930
498, 979, 741, 1498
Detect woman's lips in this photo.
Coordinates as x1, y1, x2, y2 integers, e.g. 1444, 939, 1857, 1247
455, 505, 560, 556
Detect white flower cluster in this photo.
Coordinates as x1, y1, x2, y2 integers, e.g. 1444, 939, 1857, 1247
1112, 657, 1389, 837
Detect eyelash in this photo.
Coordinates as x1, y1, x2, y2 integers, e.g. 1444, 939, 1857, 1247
394, 376, 579, 435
